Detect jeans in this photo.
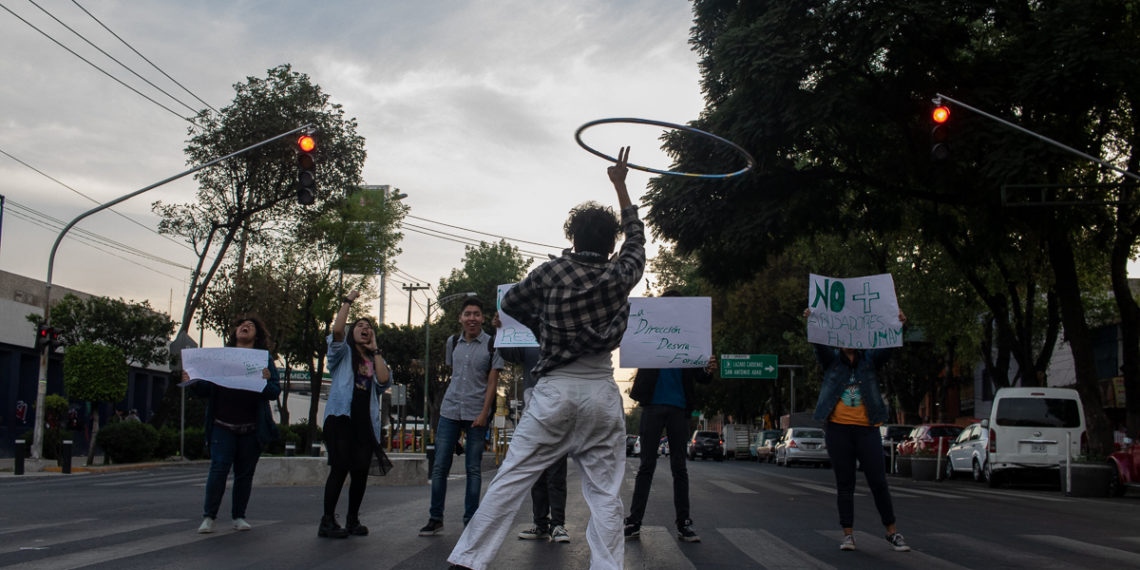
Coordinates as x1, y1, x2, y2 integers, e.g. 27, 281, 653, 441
531, 454, 568, 528
203, 426, 261, 520
430, 415, 488, 523
628, 404, 692, 526
824, 421, 895, 528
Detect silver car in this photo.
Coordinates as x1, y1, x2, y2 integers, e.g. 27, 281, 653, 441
944, 422, 990, 482
775, 427, 829, 467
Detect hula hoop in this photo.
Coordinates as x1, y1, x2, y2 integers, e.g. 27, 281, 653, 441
574, 117, 755, 179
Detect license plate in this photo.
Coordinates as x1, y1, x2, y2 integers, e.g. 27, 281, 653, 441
1030, 443, 1047, 454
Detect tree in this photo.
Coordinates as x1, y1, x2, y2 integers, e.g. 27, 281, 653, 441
645, 0, 1132, 454
63, 342, 128, 466
26, 294, 174, 368
154, 64, 367, 340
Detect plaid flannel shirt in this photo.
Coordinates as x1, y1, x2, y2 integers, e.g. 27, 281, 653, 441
502, 205, 645, 379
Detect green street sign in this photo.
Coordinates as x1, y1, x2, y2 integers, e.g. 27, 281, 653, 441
720, 354, 778, 379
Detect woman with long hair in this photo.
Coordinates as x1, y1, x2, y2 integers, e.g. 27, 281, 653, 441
319, 289, 392, 538
187, 315, 281, 534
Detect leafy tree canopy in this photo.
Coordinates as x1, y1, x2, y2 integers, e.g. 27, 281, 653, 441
27, 294, 174, 368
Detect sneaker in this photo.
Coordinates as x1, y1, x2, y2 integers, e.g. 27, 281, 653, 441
232, 518, 251, 531
518, 526, 550, 540
840, 533, 856, 551
197, 517, 215, 534
677, 520, 701, 543
886, 532, 911, 552
418, 518, 444, 536
623, 518, 641, 540
550, 525, 570, 543
346, 518, 369, 536
318, 515, 349, 539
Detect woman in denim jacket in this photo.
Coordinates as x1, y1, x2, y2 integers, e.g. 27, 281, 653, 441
319, 289, 392, 538
806, 308, 910, 554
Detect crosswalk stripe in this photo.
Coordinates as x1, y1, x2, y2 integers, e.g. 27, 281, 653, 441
890, 487, 967, 499
1023, 534, 1140, 565
721, 527, 833, 569
0, 518, 185, 554
927, 533, 1072, 568
791, 481, 860, 496
820, 530, 972, 569
622, 526, 698, 569
4, 521, 277, 570
708, 479, 756, 494
0, 519, 97, 536
138, 475, 210, 487
966, 488, 1071, 503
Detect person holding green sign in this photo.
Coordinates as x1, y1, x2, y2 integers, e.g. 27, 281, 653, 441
804, 307, 910, 553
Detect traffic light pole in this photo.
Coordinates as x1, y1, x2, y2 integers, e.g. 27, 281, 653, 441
29, 123, 314, 460
935, 93, 1140, 184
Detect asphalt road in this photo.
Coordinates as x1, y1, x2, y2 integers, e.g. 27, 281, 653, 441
2, 455, 1139, 569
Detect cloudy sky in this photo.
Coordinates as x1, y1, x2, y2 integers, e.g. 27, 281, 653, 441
0, 0, 706, 336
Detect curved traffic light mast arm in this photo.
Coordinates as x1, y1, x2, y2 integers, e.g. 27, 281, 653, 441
936, 93, 1140, 184
29, 122, 314, 460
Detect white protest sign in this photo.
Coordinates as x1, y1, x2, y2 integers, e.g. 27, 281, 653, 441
495, 283, 539, 347
619, 297, 712, 368
180, 347, 269, 392
807, 273, 903, 348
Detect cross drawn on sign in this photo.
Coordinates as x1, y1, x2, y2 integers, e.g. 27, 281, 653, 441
719, 354, 778, 379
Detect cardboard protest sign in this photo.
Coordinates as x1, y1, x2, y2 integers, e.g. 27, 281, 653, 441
807, 273, 903, 348
619, 297, 712, 368
495, 283, 539, 347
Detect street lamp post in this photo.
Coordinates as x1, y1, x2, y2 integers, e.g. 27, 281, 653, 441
778, 364, 803, 426
422, 291, 476, 448
28, 123, 315, 460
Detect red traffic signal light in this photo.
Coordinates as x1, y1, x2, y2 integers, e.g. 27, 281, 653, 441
35, 324, 59, 351
930, 105, 951, 161
296, 135, 317, 205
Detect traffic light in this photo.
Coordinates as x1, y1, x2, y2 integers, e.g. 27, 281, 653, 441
296, 134, 317, 205
931, 104, 950, 161
48, 327, 61, 350
35, 324, 49, 351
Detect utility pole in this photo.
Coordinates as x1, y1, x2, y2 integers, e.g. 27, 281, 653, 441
403, 283, 429, 326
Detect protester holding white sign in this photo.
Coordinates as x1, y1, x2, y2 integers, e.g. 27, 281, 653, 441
183, 316, 281, 535
806, 273, 903, 349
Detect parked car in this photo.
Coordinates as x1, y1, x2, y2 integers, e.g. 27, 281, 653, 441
764, 438, 780, 463
658, 436, 670, 456
895, 424, 964, 458
984, 387, 1085, 487
1109, 437, 1140, 497
632, 436, 642, 457
944, 422, 990, 482
749, 429, 782, 462
687, 430, 724, 461
775, 427, 829, 467
879, 423, 914, 471
626, 434, 638, 457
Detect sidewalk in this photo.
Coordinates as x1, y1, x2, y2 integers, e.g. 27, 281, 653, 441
0, 454, 203, 477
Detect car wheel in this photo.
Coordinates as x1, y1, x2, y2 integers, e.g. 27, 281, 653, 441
985, 462, 1003, 488
1108, 463, 1126, 497
943, 458, 955, 480
972, 459, 986, 483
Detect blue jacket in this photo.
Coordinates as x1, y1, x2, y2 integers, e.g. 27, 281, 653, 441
323, 333, 392, 443
811, 344, 892, 426
191, 354, 281, 446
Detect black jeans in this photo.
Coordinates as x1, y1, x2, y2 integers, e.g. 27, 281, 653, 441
628, 404, 692, 526
530, 454, 568, 528
824, 421, 896, 529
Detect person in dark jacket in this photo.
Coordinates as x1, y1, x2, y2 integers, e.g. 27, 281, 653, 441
186, 315, 281, 534
805, 307, 910, 553
624, 290, 717, 543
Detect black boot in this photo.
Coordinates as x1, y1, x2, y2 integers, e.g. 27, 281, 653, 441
346, 516, 369, 536
318, 514, 349, 538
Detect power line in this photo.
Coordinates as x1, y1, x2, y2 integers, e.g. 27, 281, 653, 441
0, 145, 194, 253
0, 1, 202, 127
71, 0, 220, 115
27, 0, 202, 116
406, 214, 562, 249
402, 223, 549, 259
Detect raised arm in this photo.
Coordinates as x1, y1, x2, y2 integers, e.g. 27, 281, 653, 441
608, 146, 632, 210
333, 290, 360, 342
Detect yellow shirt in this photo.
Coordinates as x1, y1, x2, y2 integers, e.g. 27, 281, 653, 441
828, 374, 872, 427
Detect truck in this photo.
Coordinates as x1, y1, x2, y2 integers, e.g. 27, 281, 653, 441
722, 424, 753, 460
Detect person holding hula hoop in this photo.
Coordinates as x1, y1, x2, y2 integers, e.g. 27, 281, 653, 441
448, 147, 645, 570
319, 290, 392, 538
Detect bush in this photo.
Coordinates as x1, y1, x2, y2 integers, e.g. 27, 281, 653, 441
20, 428, 63, 461
97, 421, 159, 463
155, 425, 180, 459
182, 427, 207, 460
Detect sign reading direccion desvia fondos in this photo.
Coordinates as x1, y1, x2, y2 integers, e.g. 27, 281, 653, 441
719, 354, 778, 379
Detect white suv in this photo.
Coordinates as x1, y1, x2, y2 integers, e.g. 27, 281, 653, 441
944, 422, 990, 482
983, 387, 1085, 487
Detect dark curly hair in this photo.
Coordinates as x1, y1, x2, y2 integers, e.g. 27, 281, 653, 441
225, 315, 270, 350
563, 201, 620, 255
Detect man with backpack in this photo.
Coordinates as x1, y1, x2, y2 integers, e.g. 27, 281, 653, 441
419, 297, 504, 536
